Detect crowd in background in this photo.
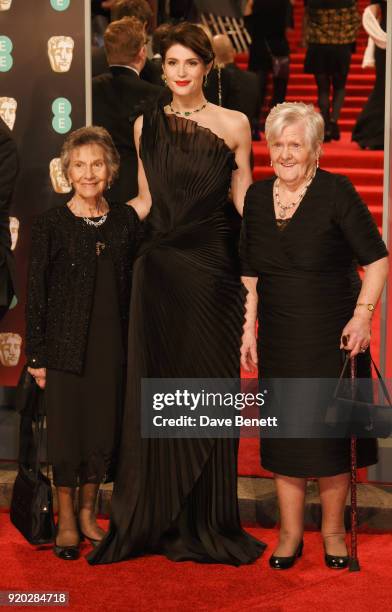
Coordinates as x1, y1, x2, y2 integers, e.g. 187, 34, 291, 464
91, 0, 387, 166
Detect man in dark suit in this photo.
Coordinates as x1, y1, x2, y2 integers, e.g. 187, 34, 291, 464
93, 16, 163, 202
0, 118, 18, 320
92, 0, 163, 86
212, 34, 261, 137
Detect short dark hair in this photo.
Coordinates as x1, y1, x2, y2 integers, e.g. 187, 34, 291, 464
160, 22, 215, 66
61, 126, 120, 182
111, 0, 152, 25
104, 16, 145, 64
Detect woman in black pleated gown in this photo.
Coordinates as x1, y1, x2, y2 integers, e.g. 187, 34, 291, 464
88, 23, 265, 566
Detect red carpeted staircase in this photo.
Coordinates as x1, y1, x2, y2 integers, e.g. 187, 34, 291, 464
237, 0, 384, 479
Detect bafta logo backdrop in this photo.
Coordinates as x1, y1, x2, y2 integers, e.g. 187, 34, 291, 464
0, 0, 89, 386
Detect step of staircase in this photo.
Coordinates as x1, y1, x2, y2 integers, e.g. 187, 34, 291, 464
1, 465, 391, 531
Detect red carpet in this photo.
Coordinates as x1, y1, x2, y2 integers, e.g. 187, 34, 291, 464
1, 515, 391, 611
237, 0, 384, 481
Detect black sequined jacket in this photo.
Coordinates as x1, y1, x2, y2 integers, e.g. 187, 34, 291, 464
25, 202, 140, 374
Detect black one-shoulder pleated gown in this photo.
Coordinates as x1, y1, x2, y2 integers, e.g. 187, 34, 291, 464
88, 106, 265, 566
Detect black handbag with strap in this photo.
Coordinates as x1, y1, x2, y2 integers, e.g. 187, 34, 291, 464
10, 368, 55, 545
326, 353, 392, 438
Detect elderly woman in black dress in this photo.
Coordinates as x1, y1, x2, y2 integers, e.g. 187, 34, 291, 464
240, 102, 388, 569
26, 126, 140, 560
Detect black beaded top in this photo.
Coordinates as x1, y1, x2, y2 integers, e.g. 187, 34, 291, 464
25, 202, 141, 374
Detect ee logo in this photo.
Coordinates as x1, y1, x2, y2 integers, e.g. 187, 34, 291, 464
50, 0, 70, 10
52, 97, 72, 134
0, 36, 13, 72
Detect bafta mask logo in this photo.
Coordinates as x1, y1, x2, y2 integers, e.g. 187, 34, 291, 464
0, 97, 17, 130
0, 0, 12, 10
50, 0, 70, 10
9, 216, 19, 250
48, 36, 74, 73
0, 35, 13, 71
49, 158, 71, 194
0, 332, 22, 367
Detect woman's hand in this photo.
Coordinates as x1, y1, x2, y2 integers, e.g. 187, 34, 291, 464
340, 315, 371, 358
27, 367, 47, 389
241, 330, 258, 372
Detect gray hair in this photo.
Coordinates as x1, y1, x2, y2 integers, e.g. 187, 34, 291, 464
265, 102, 324, 152
60, 126, 120, 183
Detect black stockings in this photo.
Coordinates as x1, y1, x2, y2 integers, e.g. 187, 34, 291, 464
315, 73, 347, 125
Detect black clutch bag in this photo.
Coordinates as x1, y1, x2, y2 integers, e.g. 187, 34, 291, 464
10, 369, 55, 545
326, 353, 392, 438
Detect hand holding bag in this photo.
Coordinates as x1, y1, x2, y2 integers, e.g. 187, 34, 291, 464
326, 352, 392, 438
10, 369, 55, 545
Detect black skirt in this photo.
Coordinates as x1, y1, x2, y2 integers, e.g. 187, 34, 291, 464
304, 43, 353, 75
45, 247, 124, 487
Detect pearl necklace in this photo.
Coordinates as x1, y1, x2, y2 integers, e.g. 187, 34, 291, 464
274, 169, 316, 219
169, 100, 208, 117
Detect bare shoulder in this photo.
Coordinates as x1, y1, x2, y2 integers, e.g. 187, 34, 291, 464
209, 103, 248, 128
208, 104, 250, 149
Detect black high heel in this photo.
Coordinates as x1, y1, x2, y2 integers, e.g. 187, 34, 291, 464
269, 540, 304, 570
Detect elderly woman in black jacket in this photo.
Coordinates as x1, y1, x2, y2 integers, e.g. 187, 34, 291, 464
26, 126, 140, 560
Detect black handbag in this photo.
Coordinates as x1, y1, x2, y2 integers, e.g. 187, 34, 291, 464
10, 370, 55, 545
326, 353, 392, 438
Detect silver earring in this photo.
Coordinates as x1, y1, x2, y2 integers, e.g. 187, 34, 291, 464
203, 74, 208, 87
270, 160, 273, 167
162, 74, 167, 86
316, 157, 319, 169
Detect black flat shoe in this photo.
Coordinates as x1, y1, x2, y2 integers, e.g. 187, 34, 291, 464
324, 552, 349, 569
269, 540, 303, 570
53, 543, 80, 561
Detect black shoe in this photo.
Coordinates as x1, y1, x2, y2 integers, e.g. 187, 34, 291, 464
324, 552, 349, 569
324, 130, 332, 143
53, 526, 81, 560
330, 121, 340, 141
53, 543, 80, 560
269, 540, 303, 570
79, 532, 102, 548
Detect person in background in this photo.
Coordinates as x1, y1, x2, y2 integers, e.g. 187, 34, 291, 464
93, 17, 163, 202
352, 0, 387, 150
26, 127, 140, 561
213, 33, 261, 139
240, 102, 388, 570
92, 0, 163, 86
0, 117, 18, 320
244, 0, 291, 129
304, 0, 360, 142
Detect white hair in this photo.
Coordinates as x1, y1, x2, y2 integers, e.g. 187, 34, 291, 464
265, 102, 324, 152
